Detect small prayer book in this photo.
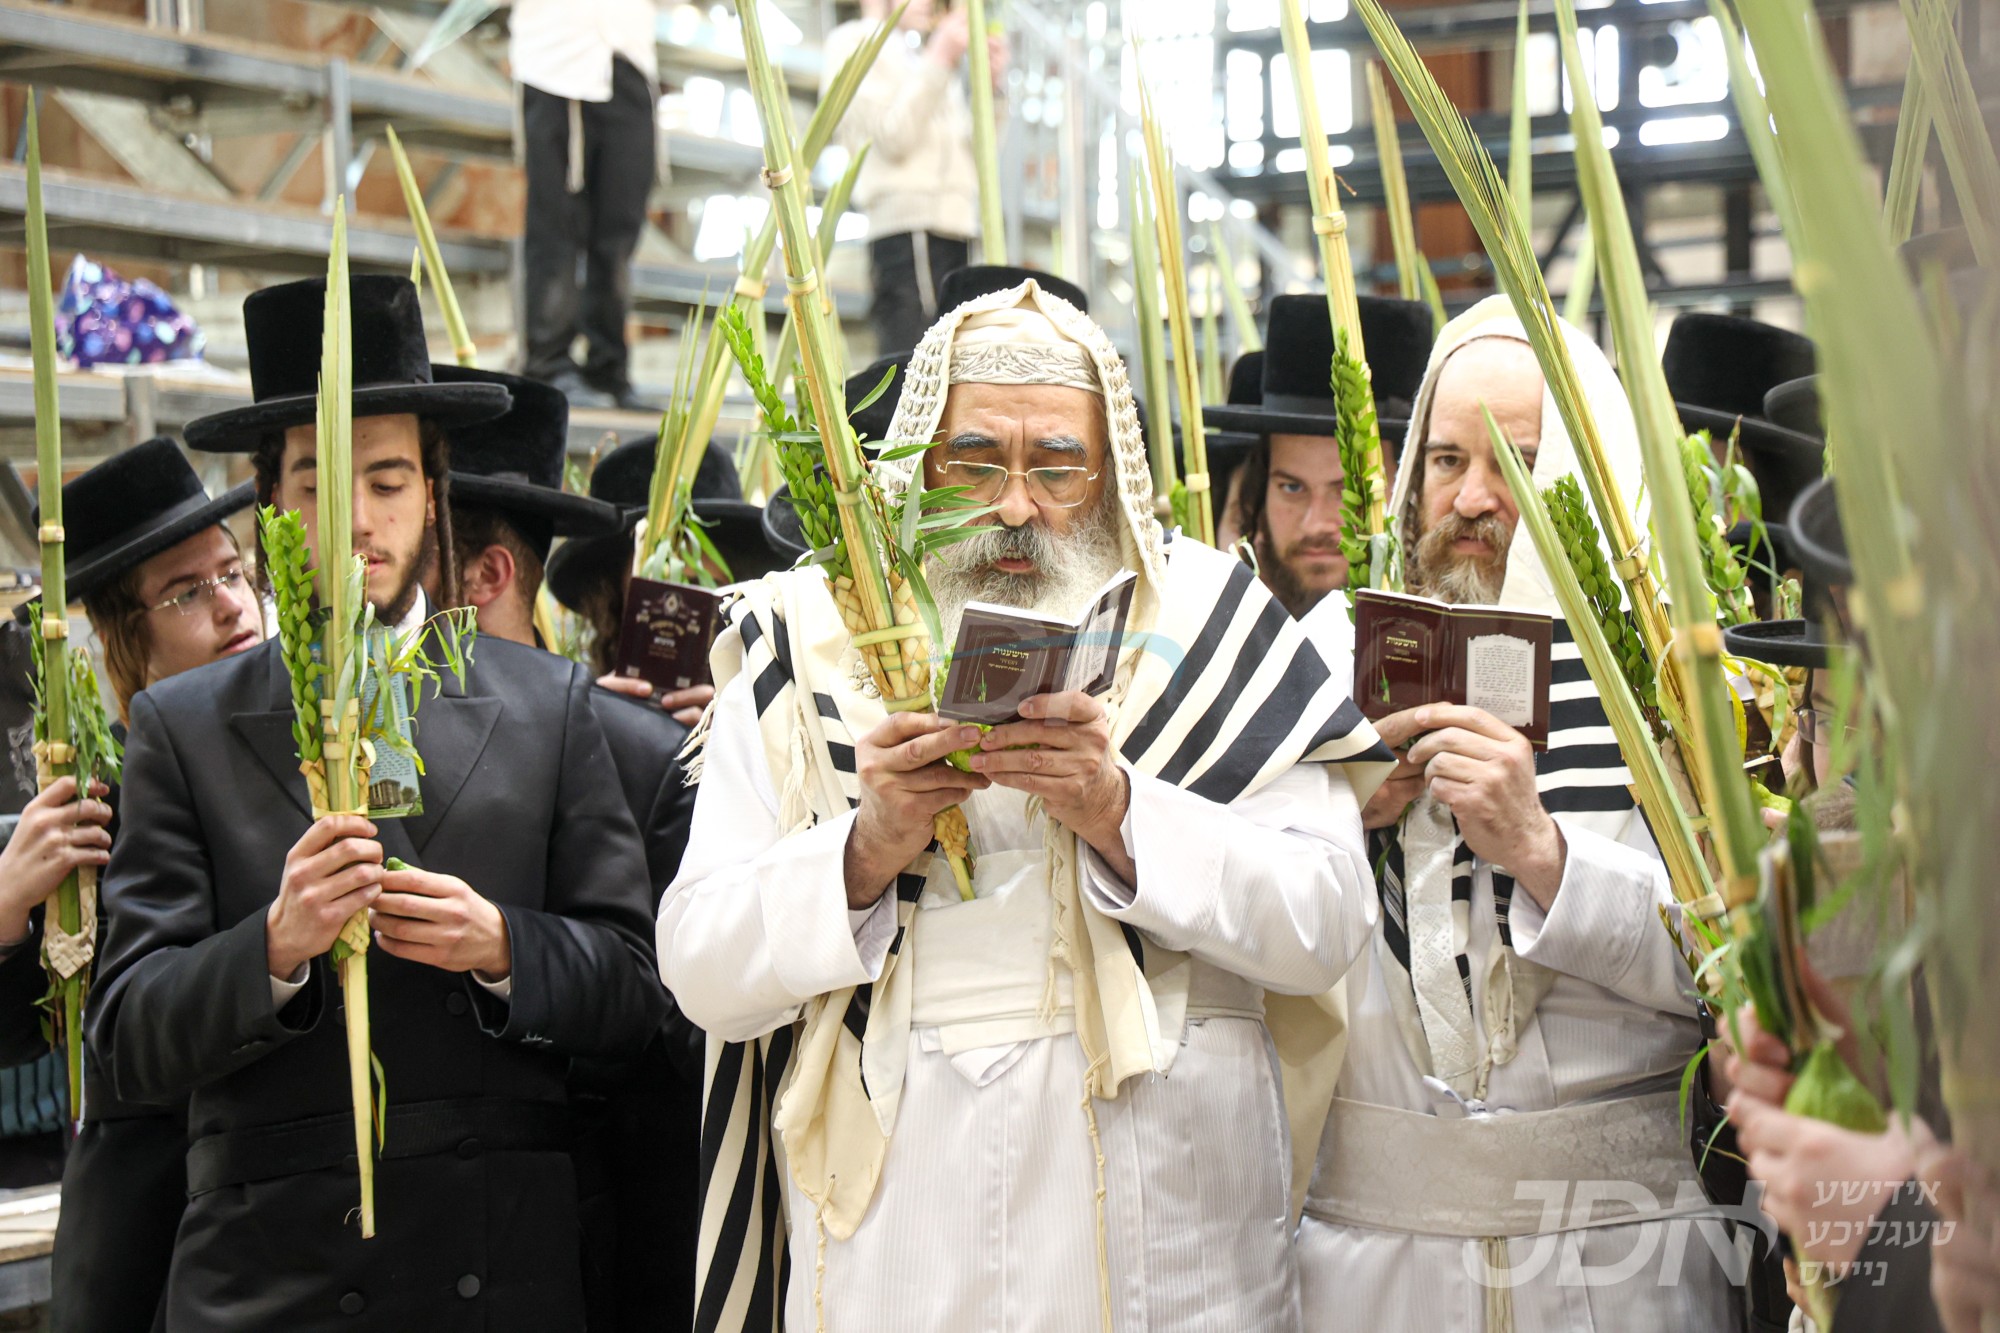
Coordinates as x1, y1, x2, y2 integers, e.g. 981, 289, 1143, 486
613, 577, 723, 698
1351, 588, 1554, 748
937, 569, 1138, 726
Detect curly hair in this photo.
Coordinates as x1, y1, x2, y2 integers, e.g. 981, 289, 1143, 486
249, 417, 458, 609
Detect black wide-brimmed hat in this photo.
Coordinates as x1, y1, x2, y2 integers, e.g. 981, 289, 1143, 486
1763, 376, 1821, 440
1722, 479, 1849, 669
42, 437, 254, 602
543, 437, 772, 609
184, 276, 511, 453
763, 482, 810, 566
1204, 294, 1433, 445
937, 265, 1090, 318
433, 366, 624, 562
1661, 312, 1823, 523
1788, 475, 1849, 591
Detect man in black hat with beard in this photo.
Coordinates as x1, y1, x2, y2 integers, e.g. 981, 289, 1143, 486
1205, 294, 1435, 617
90, 274, 667, 1331
0, 439, 260, 1333
438, 365, 703, 1332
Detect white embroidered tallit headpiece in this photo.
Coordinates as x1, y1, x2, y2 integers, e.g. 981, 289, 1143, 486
876, 278, 1168, 598
948, 304, 1103, 394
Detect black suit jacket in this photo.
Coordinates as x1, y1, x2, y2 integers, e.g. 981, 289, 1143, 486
575, 687, 701, 1333
91, 633, 663, 1332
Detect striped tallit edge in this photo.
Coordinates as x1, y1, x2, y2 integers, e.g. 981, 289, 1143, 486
1374, 615, 1640, 1007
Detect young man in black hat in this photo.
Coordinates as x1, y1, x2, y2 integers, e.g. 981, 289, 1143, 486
90, 275, 666, 1331
0, 439, 258, 1333
439, 365, 704, 1333
544, 436, 772, 728
1206, 294, 1435, 617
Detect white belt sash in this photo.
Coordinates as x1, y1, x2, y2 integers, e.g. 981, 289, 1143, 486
907, 851, 1262, 1055
1305, 1090, 1709, 1239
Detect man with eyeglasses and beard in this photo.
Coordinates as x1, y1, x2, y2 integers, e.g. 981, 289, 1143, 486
1293, 298, 1735, 1331
660, 280, 1390, 1330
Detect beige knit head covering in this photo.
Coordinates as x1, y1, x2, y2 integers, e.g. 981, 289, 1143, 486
876, 277, 1168, 596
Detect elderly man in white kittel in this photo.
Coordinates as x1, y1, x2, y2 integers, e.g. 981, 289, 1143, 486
1294, 296, 1740, 1331
660, 279, 1391, 1330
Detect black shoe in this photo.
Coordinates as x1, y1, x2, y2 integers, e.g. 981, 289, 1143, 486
544, 368, 616, 410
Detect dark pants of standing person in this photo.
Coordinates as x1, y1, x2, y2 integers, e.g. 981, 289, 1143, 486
522, 55, 655, 395
868, 230, 970, 355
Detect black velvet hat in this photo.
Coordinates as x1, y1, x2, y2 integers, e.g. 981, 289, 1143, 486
1788, 475, 1850, 591
543, 437, 775, 609
433, 366, 624, 562
762, 482, 809, 566
936, 265, 1090, 318
184, 276, 511, 453
1763, 376, 1821, 440
1722, 480, 1849, 669
847, 352, 911, 448
1661, 312, 1823, 524
43, 437, 255, 602
1194, 350, 1265, 512
1204, 294, 1433, 445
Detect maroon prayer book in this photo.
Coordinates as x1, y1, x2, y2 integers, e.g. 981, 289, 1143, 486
613, 577, 722, 697
1351, 588, 1554, 748
937, 569, 1137, 727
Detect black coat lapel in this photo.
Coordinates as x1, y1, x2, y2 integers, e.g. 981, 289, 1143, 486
229, 648, 313, 821
396, 668, 501, 857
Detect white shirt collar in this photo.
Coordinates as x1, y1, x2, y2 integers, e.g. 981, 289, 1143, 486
388, 589, 429, 640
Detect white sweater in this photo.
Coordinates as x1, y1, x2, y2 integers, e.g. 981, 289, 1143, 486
822, 20, 978, 242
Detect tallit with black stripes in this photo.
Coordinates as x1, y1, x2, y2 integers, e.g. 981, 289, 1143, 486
1369, 293, 1654, 1100
1368, 617, 1643, 1099
687, 534, 1390, 1332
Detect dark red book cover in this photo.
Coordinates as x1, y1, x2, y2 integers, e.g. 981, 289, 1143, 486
613, 577, 722, 696
1352, 589, 1554, 748
937, 569, 1137, 726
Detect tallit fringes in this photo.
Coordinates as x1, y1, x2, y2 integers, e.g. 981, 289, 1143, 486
1079, 1060, 1115, 1333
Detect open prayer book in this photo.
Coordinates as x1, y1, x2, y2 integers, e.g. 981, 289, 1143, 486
614, 577, 724, 698
1351, 588, 1554, 748
938, 568, 1137, 726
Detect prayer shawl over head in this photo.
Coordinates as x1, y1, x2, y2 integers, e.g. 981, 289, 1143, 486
689, 279, 1392, 1332
1378, 294, 1651, 1101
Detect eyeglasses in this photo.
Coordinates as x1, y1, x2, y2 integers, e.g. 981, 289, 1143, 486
147, 567, 248, 618
1796, 707, 1857, 749
940, 461, 1101, 509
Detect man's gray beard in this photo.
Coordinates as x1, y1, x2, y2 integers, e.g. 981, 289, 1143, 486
1405, 510, 1512, 605
925, 492, 1126, 645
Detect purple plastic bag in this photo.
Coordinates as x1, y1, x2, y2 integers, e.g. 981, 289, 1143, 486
55, 255, 204, 368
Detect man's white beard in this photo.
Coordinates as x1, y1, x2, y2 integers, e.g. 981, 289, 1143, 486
925, 492, 1126, 646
